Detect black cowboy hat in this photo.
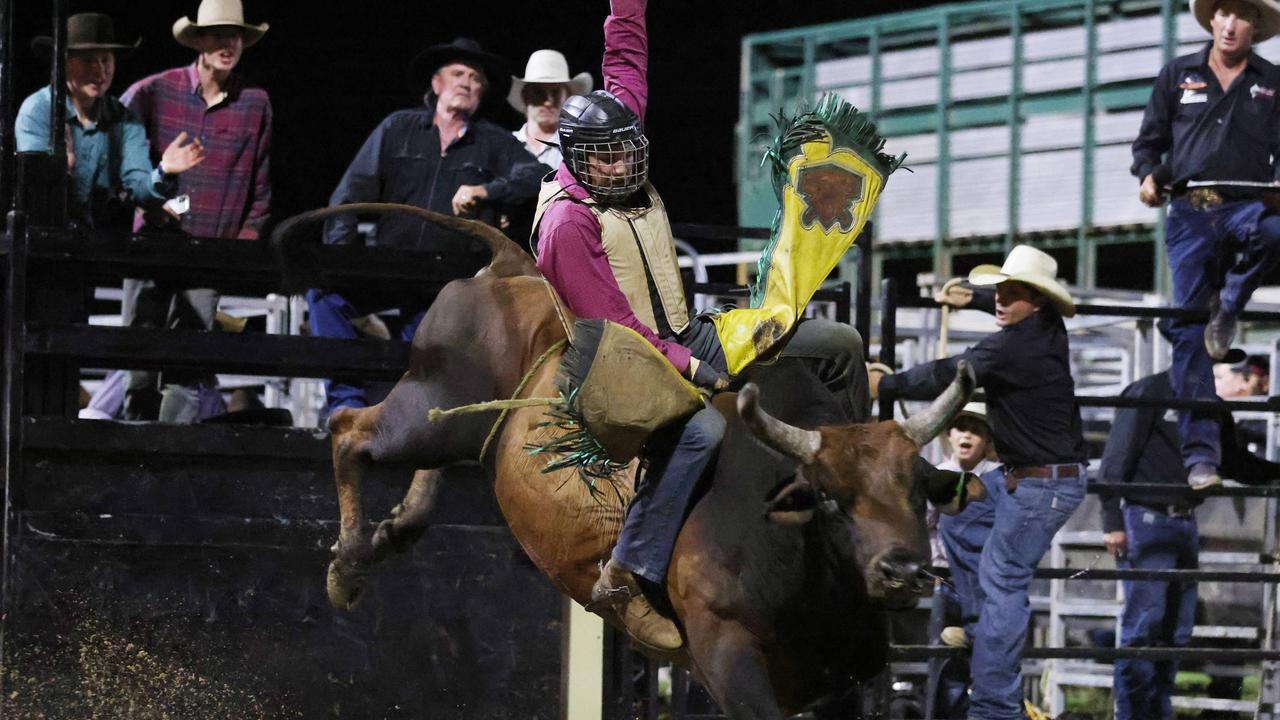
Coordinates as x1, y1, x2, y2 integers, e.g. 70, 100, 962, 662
31, 12, 140, 56
410, 37, 511, 109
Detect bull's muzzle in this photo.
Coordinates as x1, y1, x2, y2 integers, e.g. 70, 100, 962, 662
872, 547, 928, 607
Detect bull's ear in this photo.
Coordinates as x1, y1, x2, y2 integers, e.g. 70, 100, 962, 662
764, 479, 819, 525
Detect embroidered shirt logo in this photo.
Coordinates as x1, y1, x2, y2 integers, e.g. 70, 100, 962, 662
796, 163, 864, 233
1181, 88, 1208, 104
1252, 83, 1276, 99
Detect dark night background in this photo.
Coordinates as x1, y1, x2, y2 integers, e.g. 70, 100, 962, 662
11, 1, 938, 233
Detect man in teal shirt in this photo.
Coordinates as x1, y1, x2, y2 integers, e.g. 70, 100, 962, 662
16, 12, 205, 228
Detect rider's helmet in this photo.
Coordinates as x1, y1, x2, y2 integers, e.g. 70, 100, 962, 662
557, 90, 650, 200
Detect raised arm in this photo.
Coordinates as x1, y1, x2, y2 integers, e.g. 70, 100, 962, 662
602, 0, 648, 120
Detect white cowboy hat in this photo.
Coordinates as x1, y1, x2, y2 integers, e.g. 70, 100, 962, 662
967, 244, 1076, 318
507, 49, 593, 113
1190, 0, 1280, 42
173, 0, 269, 51
954, 402, 987, 424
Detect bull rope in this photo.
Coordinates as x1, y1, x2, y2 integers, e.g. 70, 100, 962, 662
426, 338, 569, 461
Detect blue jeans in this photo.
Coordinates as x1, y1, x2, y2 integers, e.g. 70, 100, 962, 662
613, 405, 726, 584
1113, 504, 1198, 720
305, 288, 428, 413
940, 465, 1086, 720
1164, 199, 1280, 468
938, 485, 996, 635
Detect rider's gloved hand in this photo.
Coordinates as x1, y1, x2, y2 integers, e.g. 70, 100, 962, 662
689, 357, 730, 392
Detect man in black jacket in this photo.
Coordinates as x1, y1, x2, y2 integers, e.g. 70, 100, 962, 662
309, 38, 544, 415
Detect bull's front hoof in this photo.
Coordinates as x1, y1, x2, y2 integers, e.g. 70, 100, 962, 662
326, 559, 366, 611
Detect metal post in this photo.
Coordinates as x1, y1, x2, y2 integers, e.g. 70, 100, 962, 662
835, 280, 852, 327
934, 13, 952, 280
1077, 0, 1098, 289
1006, 5, 1023, 254
1, 209, 28, 677
878, 277, 897, 422
856, 221, 874, 343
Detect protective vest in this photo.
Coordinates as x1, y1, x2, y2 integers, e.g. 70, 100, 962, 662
531, 180, 689, 336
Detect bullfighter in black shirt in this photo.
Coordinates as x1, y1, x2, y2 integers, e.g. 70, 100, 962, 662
874, 244, 1086, 720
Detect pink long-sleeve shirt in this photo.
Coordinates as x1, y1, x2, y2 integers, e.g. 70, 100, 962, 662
534, 0, 692, 374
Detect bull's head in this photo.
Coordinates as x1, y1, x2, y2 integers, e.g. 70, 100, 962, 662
738, 361, 976, 608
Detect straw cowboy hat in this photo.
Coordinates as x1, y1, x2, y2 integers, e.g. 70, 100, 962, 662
1190, 0, 1280, 42
968, 244, 1076, 318
31, 13, 140, 55
173, 0, 269, 51
507, 50, 593, 113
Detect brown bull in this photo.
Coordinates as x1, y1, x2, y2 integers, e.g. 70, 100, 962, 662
292, 204, 975, 719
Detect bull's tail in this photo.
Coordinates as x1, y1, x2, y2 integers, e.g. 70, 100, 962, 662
269, 202, 539, 291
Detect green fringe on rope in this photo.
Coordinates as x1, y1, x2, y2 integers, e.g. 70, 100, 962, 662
524, 384, 628, 499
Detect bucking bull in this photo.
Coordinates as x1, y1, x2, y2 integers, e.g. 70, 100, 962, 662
281, 203, 975, 719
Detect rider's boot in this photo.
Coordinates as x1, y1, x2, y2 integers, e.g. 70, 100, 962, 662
586, 558, 683, 652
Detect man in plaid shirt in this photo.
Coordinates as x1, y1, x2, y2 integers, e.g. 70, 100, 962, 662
118, 0, 272, 422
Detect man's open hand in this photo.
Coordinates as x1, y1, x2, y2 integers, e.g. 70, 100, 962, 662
160, 131, 206, 175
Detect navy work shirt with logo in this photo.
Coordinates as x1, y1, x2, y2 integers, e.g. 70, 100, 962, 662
1131, 43, 1280, 186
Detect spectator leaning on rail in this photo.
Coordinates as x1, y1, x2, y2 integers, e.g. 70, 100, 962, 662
1131, 0, 1280, 490
1099, 368, 1280, 720
116, 0, 273, 423
309, 37, 544, 415
871, 245, 1088, 720
15, 12, 206, 231
531, 0, 872, 653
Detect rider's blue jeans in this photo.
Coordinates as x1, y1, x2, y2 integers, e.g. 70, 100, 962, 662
613, 404, 726, 584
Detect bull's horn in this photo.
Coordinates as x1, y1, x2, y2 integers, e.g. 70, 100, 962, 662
738, 383, 820, 464
899, 359, 977, 446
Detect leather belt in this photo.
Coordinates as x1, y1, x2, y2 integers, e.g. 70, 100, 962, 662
1007, 464, 1083, 480
1005, 464, 1083, 493
1179, 187, 1280, 211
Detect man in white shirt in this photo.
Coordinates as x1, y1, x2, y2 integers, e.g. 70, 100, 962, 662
508, 49, 591, 169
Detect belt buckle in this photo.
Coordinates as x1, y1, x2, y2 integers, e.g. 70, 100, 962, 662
1188, 188, 1223, 210
1167, 505, 1192, 518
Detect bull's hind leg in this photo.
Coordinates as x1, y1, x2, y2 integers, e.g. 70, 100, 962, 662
326, 404, 382, 610
370, 468, 443, 561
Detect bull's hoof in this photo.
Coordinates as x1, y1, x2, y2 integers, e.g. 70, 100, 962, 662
326, 559, 366, 611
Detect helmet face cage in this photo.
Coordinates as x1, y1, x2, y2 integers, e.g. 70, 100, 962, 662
565, 134, 650, 200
